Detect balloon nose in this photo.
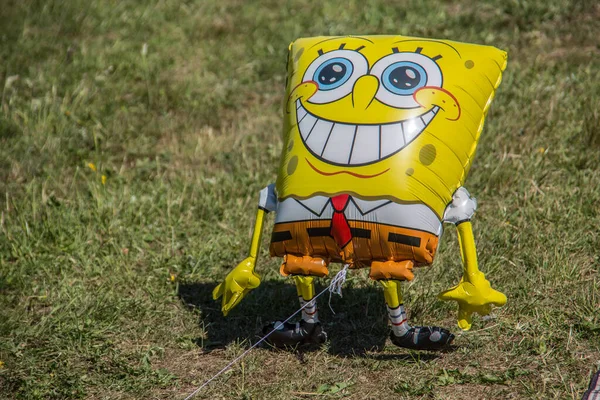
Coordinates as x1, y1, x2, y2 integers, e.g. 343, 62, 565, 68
352, 75, 379, 110
414, 86, 461, 121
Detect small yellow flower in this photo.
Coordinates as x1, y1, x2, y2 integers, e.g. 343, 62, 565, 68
0, 360, 4, 369
537, 147, 545, 154
170, 274, 176, 282
101, 175, 107, 185
87, 163, 97, 172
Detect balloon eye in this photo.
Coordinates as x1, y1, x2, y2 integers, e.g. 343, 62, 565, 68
382, 62, 427, 95
313, 58, 353, 91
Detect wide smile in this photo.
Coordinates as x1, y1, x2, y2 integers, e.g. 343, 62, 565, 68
296, 99, 439, 166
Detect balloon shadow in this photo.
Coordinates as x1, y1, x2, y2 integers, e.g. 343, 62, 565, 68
177, 279, 444, 361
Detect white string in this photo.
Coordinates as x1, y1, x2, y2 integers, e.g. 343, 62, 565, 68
328, 263, 349, 314
183, 265, 349, 400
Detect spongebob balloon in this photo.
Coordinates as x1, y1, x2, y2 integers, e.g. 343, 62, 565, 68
213, 35, 508, 349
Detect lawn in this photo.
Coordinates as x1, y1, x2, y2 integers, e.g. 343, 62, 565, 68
0, 0, 599, 399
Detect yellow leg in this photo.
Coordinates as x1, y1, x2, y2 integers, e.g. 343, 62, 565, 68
381, 280, 455, 350
293, 275, 315, 300
263, 274, 325, 346
379, 280, 403, 308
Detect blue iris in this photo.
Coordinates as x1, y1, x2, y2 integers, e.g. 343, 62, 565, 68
313, 58, 353, 91
382, 61, 427, 95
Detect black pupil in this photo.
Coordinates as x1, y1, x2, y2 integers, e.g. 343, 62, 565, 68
319, 62, 346, 85
389, 66, 421, 89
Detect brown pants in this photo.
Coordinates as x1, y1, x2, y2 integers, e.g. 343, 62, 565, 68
269, 220, 439, 281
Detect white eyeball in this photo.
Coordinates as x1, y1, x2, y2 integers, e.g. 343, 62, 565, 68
370, 52, 443, 109
302, 50, 369, 104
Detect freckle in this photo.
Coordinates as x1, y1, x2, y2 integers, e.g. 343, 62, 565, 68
442, 100, 446, 103
287, 155, 298, 175
465, 60, 474, 69
419, 144, 437, 166
294, 48, 304, 62
287, 140, 294, 151
405, 168, 414, 176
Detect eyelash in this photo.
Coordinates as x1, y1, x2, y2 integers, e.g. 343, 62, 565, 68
393, 46, 442, 61
316, 44, 366, 56
317, 46, 442, 64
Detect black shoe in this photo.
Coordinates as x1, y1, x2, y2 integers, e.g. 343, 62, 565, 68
263, 320, 327, 347
390, 326, 454, 350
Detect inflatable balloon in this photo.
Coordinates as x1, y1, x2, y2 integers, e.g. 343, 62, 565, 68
214, 35, 508, 349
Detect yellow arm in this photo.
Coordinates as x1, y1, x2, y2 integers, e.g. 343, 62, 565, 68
248, 208, 266, 259
439, 221, 507, 330
212, 207, 266, 315
457, 221, 481, 278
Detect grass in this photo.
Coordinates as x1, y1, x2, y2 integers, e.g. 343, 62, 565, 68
0, 0, 599, 398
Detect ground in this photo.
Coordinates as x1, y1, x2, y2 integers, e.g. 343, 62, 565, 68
0, 0, 599, 399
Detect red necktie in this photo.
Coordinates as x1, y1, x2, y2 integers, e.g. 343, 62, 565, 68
330, 194, 352, 248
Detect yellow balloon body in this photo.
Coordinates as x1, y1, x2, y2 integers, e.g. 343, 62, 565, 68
276, 35, 507, 219
215, 35, 509, 331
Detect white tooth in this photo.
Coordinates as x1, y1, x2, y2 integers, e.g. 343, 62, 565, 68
380, 122, 405, 158
402, 118, 425, 143
305, 119, 334, 156
421, 108, 435, 125
296, 99, 302, 109
296, 106, 308, 123
349, 125, 380, 165
298, 112, 317, 140
321, 123, 356, 165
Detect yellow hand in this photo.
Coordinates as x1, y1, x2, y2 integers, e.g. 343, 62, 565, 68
438, 270, 507, 330
212, 257, 261, 316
